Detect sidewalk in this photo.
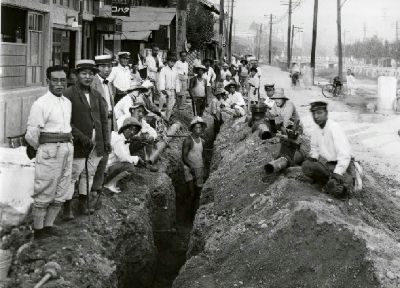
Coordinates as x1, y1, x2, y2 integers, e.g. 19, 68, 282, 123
260, 65, 400, 183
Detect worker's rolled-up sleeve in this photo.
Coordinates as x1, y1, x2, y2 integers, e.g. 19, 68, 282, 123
25, 102, 44, 149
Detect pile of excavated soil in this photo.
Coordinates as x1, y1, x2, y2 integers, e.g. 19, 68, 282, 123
173, 117, 400, 288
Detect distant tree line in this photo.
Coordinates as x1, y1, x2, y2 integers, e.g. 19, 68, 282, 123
336, 35, 400, 63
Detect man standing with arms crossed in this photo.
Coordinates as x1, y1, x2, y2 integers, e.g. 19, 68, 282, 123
90, 55, 117, 208
63, 60, 110, 218
25, 66, 73, 239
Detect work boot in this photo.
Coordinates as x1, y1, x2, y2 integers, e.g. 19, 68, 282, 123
43, 226, 63, 237
34, 229, 48, 240
63, 200, 75, 221
78, 194, 94, 215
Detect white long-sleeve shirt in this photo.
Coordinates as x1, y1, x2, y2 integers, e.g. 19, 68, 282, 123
109, 64, 132, 92
114, 92, 139, 121
108, 131, 139, 167
146, 55, 164, 80
226, 91, 246, 107
175, 60, 189, 77
25, 91, 72, 149
203, 67, 216, 87
158, 66, 181, 93
310, 119, 351, 175
116, 115, 157, 140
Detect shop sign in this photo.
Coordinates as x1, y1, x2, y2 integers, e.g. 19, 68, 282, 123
111, 3, 130, 17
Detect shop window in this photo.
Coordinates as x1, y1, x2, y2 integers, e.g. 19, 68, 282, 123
27, 12, 43, 85
53, 0, 70, 6
1, 6, 27, 43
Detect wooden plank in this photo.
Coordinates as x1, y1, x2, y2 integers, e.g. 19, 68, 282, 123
0, 44, 27, 56
0, 66, 26, 78
0, 76, 26, 88
5, 98, 23, 137
0, 55, 27, 66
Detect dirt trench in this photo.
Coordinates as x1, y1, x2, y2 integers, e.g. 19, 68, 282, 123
172, 116, 400, 288
3, 109, 215, 288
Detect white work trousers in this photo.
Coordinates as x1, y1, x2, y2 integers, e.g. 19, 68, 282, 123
66, 148, 102, 200
159, 89, 176, 120
33, 142, 74, 207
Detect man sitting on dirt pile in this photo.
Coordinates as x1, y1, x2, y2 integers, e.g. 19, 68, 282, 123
104, 117, 145, 193
267, 88, 303, 136
224, 81, 246, 117
302, 101, 363, 197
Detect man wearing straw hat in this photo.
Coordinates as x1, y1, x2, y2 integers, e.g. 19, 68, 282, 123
220, 62, 232, 81
90, 54, 117, 207
104, 117, 144, 193
108, 52, 134, 104
159, 54, 180, 121
224, 81, 246, 117
25, 65, 73, 239
63, 60, 110, 218
182, 116, 207, 221
189, 64, 208, 116
267, 88, 302, 135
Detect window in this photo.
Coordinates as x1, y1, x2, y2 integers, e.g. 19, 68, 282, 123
1, 6, 27, 43
53, 0, 70, 6
27, 12, 44, 84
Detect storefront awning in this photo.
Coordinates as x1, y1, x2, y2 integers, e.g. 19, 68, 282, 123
104, 31, 152, 41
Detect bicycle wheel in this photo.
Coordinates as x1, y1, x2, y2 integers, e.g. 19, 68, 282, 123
322, 84, 335, 98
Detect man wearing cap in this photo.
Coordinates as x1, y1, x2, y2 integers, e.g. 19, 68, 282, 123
63, 60, 110, 218
268, 88, 302, 135
105, 117, 144, 193
224, 81, 246, 117
25, 65, 73, 240
175, 51, 189, 110
189, 64, 208, 117
108, 52, 133, 104
302, 101, 355, 198
182, 116, 207, 221
203, 58, 217, 104
159, 54, 180, 120
90, 54, 117, 204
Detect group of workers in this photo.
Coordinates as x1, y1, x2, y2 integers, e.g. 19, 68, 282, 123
24, 45, 361, 241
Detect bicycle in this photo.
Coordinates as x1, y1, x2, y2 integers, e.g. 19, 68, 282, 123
322, 83, 345, 98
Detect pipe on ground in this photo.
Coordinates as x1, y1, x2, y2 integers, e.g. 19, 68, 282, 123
258, 123, 273, 140
264, 157, 289, 174
148, 122, 182, 164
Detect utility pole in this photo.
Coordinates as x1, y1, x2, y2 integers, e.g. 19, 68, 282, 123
228, 0, 234, 64
337, 0, 343, 79
287, 0, 292, 70
257, 23, 262, 60
311, 0, 318, 85
291, 24, 295, 59
396, 21, 399, 42
219, 0, 224, 61
269, 13, 273, 65
176, 0, 188, 53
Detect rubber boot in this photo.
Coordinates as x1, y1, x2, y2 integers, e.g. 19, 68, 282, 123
63, 200, 75, 221
78, 194, 94, 215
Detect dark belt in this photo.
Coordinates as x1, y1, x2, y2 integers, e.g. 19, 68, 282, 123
327, 161, 338, 165
39, 132, 72, 144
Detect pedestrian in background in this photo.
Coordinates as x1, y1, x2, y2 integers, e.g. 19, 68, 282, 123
346, 69, 356, 96
159, 54, 180, 121
108, 52, 134, 104
189, 64, 208, 116
203, 58, 216, 104
63, 60, 110, 218
175, 51, 189, 110
25, 66, 73, 240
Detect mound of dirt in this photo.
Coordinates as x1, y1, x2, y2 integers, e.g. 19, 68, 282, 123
173, 117, 400, 288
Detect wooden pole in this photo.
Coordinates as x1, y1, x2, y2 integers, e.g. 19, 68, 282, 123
269, 13, 273, 65
257, 23, 262, 60
176, 0, 188, 53
287, 0, 292, 70
311, 0, 318, 85
290, 24, 294, 60
337, 0, 343, 79
219, 0, 224, 61
228, 0, 234, 64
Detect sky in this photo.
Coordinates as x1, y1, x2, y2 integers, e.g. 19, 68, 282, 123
212, 0, 400, 55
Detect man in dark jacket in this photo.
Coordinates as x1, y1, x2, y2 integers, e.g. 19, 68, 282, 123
63, 60, 111, 218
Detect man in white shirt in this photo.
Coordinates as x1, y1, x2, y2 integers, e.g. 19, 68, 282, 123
159, 54, 181, 120
203, 58, 216, 104
301, 101, 355, 197
108, 52, 133, 104
25, 65, 73, 240
224, 81, 246, 117
220, 63, 231, 81
346, 69, 356, 96
105, 117, 144, 193
175, 51, 189, 110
